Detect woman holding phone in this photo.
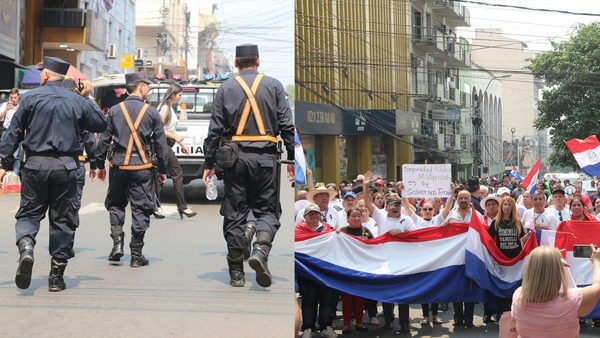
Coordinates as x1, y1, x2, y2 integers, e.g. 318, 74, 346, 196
512, 245, 600, 337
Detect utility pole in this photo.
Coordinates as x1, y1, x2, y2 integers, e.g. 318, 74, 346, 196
184, 8, 190, 71
472, 93, 483, 177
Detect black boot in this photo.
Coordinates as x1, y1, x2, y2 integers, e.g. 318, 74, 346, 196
130, 238, 149, 267
15, 237, 35, 289
108, 226, 124, 262
242, 221, 256, 260
48, 259, 67, 292
227, 249, 245, 287
247, 232, 273, 287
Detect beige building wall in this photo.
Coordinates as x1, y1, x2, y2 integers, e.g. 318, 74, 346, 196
136, 0, 188, 74
471, 28, 536, 142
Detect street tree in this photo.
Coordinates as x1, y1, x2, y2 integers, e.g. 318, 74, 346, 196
529, 22, 600, 169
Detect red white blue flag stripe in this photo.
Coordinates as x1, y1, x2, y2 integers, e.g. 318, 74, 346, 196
565, 135, 600, 177
521, 159, 540, 195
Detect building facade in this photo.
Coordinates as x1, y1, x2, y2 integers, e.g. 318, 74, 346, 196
410, 0, 471, 178
136, 0, 189, 79
79, 0, 136, 79
296, 0, 412, 184
471, 28, 547, 170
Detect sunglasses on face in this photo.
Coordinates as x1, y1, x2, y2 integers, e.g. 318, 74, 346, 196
422, 208, 434, 211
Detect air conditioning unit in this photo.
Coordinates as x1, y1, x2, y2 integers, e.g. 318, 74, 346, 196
107, 44, 117, 59
136, 48, 144, 60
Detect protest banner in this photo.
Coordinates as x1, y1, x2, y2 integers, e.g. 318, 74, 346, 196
402, 164, 451, 198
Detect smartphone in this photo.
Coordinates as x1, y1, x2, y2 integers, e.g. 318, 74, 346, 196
573, 245, 593, 258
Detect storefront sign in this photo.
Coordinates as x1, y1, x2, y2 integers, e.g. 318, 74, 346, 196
396, 110, 421, 135
296, 100, 344, 134
402, 164, 452, 198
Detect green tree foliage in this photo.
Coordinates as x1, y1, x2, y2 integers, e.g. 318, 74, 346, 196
529, 22, 600, 169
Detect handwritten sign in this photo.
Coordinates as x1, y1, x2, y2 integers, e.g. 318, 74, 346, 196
402, 164, 451, 198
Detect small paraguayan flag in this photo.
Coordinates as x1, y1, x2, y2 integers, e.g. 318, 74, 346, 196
509, 166, 523, 182
294, 129, 307, 185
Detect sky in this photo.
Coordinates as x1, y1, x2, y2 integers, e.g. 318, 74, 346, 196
168, 1, 598, 88
458, 1, 598, 53
187, 0, 294, 86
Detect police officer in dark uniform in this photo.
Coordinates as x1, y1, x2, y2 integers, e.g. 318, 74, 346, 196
202, 44, 295, 288
94, 72, 168, 267
63, 79, 99, 211
0, 56, 107, 292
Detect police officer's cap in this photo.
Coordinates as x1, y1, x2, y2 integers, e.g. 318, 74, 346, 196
235, 44, 259, 58
125, 72, 153, 86
41, 56, 70, 75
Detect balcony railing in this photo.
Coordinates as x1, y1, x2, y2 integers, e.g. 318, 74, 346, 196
42, 8, 86, 28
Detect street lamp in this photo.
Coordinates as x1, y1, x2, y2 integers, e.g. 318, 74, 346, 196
473, 74, 511, 178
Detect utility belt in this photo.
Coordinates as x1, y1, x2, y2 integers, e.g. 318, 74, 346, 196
237, 145, 277, 155
108, 150, 155, 171
28, 151, 77, 158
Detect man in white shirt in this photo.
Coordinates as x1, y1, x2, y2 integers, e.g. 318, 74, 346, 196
442, 189, 481, 328
547, 188, 570, 222
295, 186, 343, 228
521, 191, 560, 230
481, 195, 500, 227
0, 88, 19, 129
443, 190, 483, 225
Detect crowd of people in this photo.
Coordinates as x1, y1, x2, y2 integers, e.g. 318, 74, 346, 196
294, 169, 600, 337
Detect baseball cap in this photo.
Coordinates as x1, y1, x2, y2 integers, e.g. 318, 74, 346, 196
387, 198, 402, 206
343, 191, 357, 200
496, 187, 511, 196
303, 203, 321, 216
374, 178, 385, 186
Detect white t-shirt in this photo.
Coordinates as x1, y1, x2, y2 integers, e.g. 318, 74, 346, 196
294, 204, 344, 229
546, 205, 571, 222
444, 208, 483, 224
1, 102, 18, 129
517, 204, 527, 219
362, 217, 378, 237
372, 207, 417, 236
294, 200, 311, 221
482, 214, 496, 228
521, 208, 560, 231
410, 213, 444, 229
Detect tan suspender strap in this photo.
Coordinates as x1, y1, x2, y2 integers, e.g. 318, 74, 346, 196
119, 102, 150, 165
234, 73, 266, 136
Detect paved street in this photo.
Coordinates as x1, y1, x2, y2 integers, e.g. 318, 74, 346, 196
0, 173, 295, 338
324, 303, 600, 337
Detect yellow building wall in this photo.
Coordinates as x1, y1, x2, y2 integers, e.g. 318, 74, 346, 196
296, 0, 411, 182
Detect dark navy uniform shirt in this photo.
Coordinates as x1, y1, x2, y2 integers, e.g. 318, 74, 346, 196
95, 95, 168, 173
0, 81, 107, 160
79, 129, 98, 169
203, 69, 295, 168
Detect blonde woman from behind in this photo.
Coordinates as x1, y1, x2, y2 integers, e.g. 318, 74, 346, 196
511, 245, 600, 338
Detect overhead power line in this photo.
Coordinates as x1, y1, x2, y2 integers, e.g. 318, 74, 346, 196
453, 0, 600, 16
